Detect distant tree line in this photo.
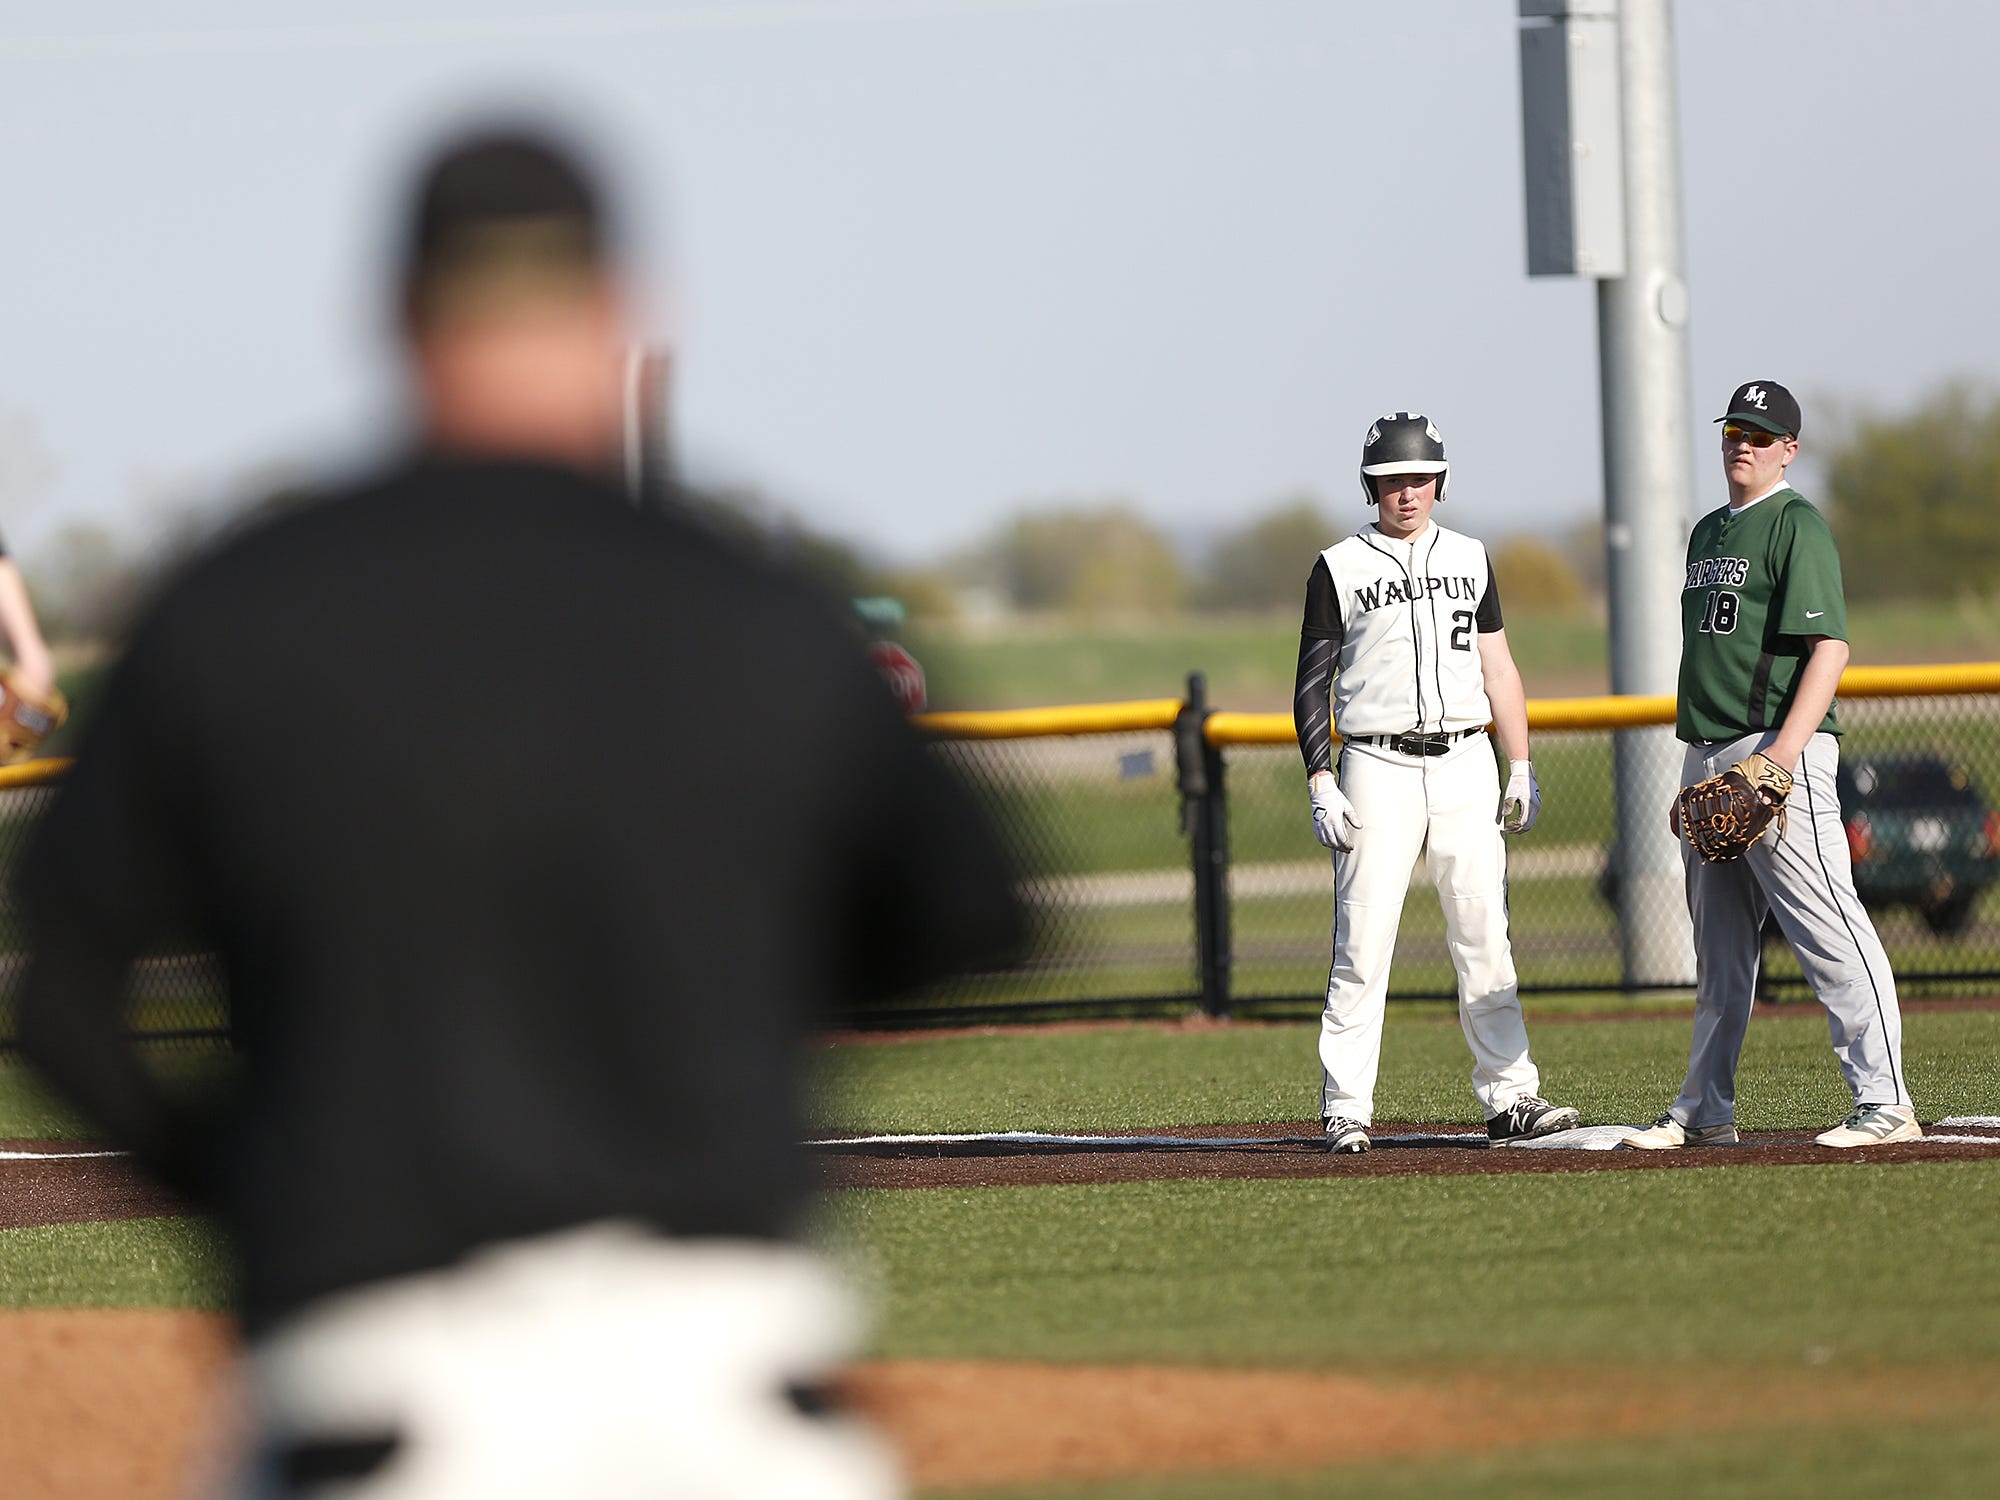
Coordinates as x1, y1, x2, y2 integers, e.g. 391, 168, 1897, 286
1825, 381, 2000, 601
0, 481, 1641, 638
928, 498, 1594, 623
7, 381, 1993, 641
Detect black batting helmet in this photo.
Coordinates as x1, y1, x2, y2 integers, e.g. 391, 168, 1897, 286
1359, 413, 1449, 506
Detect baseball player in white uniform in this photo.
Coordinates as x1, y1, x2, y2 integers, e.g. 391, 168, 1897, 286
1293, 414, 1579, 1152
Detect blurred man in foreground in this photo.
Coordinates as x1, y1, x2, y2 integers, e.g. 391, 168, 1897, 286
15, 123, 1017, 1498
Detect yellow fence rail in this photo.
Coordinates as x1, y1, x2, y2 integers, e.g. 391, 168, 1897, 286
0, 758, 71, 790
914, 699, 1182, 740
1202, 661, 2000, 748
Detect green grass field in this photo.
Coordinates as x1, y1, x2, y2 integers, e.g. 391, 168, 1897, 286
4, 1004, 1998, 1496
819, 1006, 2000, 1495
829, 1166, 2000, 1366
813, 1003, 2000, 1135
906, 613, 1628, 711
953, 1424, 2000, 1500
9, 619, 1998, 1493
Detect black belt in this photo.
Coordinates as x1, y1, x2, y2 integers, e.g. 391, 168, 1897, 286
1349, 728, 1484, 757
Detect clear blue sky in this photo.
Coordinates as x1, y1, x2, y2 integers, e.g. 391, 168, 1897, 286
2, 0, 1992, 565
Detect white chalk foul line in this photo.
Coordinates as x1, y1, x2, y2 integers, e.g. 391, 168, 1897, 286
1936, 1117, 2000, 1130
816, 1126, 1619, 1152
0, 1149, 127, 1161
809, 1131, 1284, 1148
811, 1124, 2000, 1154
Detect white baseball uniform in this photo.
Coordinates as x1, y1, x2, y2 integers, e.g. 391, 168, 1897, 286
230, 1225, 899, 1500
1294, 519, 1544, 1124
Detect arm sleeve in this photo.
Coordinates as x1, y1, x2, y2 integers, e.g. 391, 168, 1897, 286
1769, 499, 1848, 640
13, 621, 214, 1199
1294, 557, 1342, 776
1294, 636, 1338, 777
1476, 549, 1505, 632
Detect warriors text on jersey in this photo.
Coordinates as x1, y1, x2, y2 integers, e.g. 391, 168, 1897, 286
1299, 523, 1503, 743
1677, 487, 1845, 744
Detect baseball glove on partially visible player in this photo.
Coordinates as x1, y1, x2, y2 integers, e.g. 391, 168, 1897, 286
0, 668, 69, 764
1671, 751, 1793, 862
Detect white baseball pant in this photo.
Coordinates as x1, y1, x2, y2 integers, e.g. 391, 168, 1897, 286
1318, 734, 1541, 1124
223, 1223, 901, 1500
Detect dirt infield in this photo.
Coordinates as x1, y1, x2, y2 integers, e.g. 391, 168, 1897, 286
813, 1120, 2000, 1190
0, 1312, 237, 1500
6, 996, 1998, 1495
8, 1118, 2000, 1232
0, 1145, 189, 1232
842, 1357, 2000, 1490
5, 1311, 1999, 1499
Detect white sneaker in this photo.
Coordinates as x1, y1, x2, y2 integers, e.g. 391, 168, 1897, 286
1815, 1104, 1922, 1148
1618, 1112, 1739, 1150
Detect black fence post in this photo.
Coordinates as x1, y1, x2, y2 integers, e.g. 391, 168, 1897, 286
1176, 672, 1233, 1018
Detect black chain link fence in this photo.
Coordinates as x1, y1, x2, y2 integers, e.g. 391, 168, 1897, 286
1753, 694, 2000, 1000
0, 732, 1203, 1043
0, 773, 230, 1049
899, 682, 2000, 1026
1223, 724, 1643, 1010
6, 682, 1998, 1040
875, 730, 1198, 1025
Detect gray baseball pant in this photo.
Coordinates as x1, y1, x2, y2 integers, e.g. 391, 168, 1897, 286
1672, 731, 1911, 1129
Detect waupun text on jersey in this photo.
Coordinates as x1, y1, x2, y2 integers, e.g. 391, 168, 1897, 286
1350, 573, 1482, 613
1685, 557, 1750, 589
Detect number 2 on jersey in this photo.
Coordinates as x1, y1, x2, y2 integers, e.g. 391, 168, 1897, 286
1698, 590, 1739, 634
1450, 610, 1473, 651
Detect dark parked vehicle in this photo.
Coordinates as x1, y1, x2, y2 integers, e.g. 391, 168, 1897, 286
1597, 752, 2000, 938
1839, 754, 2000, 935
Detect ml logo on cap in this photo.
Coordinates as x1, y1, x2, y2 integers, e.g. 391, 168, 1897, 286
1743, 386, 1768, 409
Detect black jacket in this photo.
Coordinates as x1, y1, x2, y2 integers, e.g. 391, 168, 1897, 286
16, 455, 1017, 1329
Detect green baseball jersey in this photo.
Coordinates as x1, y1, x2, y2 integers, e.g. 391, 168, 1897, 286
1677, 488, 1846, 743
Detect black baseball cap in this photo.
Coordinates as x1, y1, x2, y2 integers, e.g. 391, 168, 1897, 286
1715, 380, 1801, 437
399, 125, 614, 317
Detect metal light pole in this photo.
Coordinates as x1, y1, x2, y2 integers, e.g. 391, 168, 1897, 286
1520, 0, 1695, 985
1597, 0, 1696, 984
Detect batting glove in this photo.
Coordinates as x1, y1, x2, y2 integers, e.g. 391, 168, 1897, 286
1499, 760, 1541, 834
1308, 771, 1361, 852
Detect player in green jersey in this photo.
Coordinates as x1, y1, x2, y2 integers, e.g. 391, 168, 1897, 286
1623, 380, 1918, 1151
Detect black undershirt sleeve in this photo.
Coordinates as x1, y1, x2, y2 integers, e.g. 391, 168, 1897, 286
1294, 556, 1343, 776
1476, 550, 1505, 632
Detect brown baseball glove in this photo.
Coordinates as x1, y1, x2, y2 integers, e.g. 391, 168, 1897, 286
0, 667, 69, 764
1671, 751, 1793, 862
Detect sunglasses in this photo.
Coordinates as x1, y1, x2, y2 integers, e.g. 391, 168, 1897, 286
1721, 424, 1790, 448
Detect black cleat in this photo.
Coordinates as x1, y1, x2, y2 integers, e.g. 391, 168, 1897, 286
1487, 1095, 1581, 1143
1324, 1116, 1371, 1153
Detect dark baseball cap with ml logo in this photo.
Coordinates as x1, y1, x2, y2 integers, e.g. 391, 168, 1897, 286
1715, 380, 1801, 437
